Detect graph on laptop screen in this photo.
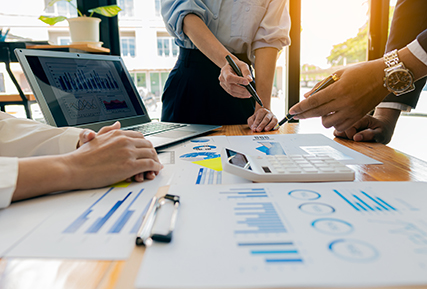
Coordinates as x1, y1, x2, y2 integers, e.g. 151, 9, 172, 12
26, 55, 144, 126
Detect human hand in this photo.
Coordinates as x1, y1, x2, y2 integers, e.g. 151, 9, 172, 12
219, 57, 252, 98
77, 121, 121, 148
247, 108, 278, 132
333, 108, 400, 144
289, 59, 390, 132
70, 129, 163, 188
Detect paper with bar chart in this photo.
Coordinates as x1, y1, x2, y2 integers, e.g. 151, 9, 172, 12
157, 136, 251, 185
136, 182, 427, 288
6, 180, 161, 260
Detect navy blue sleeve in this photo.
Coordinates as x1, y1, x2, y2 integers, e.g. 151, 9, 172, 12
416, 29, 427, 53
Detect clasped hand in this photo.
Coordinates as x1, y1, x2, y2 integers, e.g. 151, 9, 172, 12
72, 122, 163, 188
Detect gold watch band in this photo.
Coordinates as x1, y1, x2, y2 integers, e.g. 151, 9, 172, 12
384, 49, 400, 68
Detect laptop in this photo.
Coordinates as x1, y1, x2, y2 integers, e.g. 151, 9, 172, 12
15, 49, 220, 148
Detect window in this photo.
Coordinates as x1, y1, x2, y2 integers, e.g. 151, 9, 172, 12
44, 0, 77, 17
0, 73, 5, 93
154, 0, 161, 17
58, 37, 71, 45
157, 37, 178, 57
121, 37, 136, 57
149, 72, 169, 96
137, 73, 147, 88
118, 0, 134, 17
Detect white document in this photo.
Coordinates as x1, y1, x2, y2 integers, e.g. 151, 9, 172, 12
157, 136, 251, 185
226, 134, 382, 165
156, 134, 380, 187
5, 179, 163, 260
136, 182, 427, 288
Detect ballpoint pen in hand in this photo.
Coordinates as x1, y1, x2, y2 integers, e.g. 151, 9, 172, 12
274, 74, 340, 130
225, 55, 264, 107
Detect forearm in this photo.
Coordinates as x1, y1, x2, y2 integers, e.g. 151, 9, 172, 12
254, 47, 279, 110
182, 14, 231, 67
373, 107, 401, 130
13, 155, 74, 201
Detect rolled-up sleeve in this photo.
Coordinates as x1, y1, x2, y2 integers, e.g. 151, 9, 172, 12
252, 0, 291, 51
407, 29, 427, 67
0, 117, 81, 158
0, 157, 18, 209
162, 0, 214, 44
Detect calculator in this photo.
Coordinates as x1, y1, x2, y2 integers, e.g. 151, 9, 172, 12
221, 148, 355, 182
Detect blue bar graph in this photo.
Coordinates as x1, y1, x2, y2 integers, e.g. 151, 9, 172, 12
237, 241, 303, 264
233, 202, 286, 234
220, 188, 268, 199
86, 192, 132, 234
108, 189, 145, 233
334, 189, 398, 213
195, 168, 222, 185
130, 199, 152, 234
56, 69, 119, 93
63, 188, 114, 233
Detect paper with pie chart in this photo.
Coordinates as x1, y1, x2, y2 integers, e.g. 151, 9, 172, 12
156, 134, 381, 186
137, 181, 427, 288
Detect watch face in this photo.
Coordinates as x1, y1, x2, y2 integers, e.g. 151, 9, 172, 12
385, 69, 414, 93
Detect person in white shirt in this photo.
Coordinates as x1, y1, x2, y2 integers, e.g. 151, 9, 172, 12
0, 112, 162, 209
161, 0, 290, 132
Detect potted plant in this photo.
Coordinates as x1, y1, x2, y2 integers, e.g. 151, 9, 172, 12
39, 0, 121, 45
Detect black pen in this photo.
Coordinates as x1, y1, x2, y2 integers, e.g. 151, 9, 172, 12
274, 74, 340, 130
225, 55, 264, 107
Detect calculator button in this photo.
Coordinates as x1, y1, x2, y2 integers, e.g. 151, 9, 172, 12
303, 167, 318, 172
275, 155, 288, 160
319, 167, 335, 172
276, 168, 285, 173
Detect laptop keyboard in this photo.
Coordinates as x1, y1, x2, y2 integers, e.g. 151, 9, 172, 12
125, 122, 187, 136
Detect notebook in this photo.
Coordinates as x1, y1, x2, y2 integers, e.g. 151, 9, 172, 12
15, 49, 220, 148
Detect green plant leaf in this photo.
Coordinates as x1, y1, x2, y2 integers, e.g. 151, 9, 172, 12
88, 5, 122, 17
39, 15, 67, 25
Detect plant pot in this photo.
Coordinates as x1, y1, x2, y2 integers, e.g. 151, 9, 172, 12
67, 17, 101, 44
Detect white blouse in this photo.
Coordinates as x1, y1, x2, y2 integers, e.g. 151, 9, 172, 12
0, 115, 81, 208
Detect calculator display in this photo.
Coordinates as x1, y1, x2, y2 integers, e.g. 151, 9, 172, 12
226, 149, 252, 170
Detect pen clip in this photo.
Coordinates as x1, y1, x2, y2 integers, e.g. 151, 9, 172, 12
135, 194, 180, 246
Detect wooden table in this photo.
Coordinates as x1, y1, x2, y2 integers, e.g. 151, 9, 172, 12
1, 124, 426, 289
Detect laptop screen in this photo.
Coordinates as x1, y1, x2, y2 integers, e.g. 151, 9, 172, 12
25, 55, 145, 127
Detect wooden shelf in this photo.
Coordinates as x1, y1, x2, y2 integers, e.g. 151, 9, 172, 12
26, 43, 110, 54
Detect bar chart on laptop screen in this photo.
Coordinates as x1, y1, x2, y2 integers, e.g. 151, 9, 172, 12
39, 58, 137, 124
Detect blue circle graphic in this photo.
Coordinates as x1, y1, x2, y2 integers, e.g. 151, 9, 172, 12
193, 145, 217, 151
312, 218, 353, 235
329, 239, 379, 262
191, 139, 210, 143
179, 151, 220, 161
299, 203, 335, 215
288, 190, 321, 200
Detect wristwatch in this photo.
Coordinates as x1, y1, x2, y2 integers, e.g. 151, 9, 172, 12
383, 49, 415, 96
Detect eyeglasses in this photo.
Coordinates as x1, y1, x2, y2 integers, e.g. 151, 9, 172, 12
136, 194, 180, 246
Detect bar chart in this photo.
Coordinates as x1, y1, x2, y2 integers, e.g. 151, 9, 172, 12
195, 168, 222, 185
333, 189, 398, 213
237, 241, 303, 264
233, 201, 287, 234
63, 188, 146, 234
55, 69, 119, 93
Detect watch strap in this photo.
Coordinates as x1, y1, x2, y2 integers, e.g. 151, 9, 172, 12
384, 49, 400, 68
